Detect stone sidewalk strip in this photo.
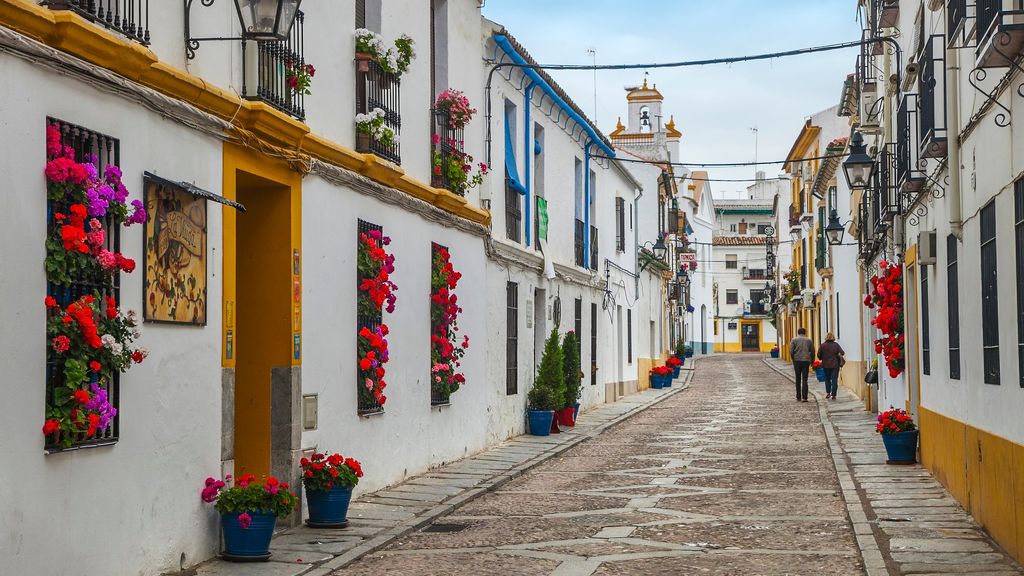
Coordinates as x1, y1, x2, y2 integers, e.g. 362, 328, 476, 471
764, 357, 1024, 576
192, 368, 694, 576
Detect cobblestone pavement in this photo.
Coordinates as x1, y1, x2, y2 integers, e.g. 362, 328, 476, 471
764, 357, 1024, 576
336, 354, 866, 575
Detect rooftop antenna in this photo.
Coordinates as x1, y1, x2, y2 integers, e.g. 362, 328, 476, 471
749, 126, 759, 181
586, 47, 597, 124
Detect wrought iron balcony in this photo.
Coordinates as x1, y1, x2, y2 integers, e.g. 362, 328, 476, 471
242, 11, 305, 121
431, 107, 467, 195
743, 268, 767, 281
355, 59, 402, 164
874, 0, 899, 28
574, 219, 586, 268
896, 93, 925, 194
948, 0, 968, 45
918, 35, 949, 159
47, 0, 150, 45
976, 0, 1024, 68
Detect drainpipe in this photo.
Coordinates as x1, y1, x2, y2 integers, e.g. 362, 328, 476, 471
523, 81, 537, 248
584, 140, 594, 268
633, 186, 643, 292
947, 45, 963, 239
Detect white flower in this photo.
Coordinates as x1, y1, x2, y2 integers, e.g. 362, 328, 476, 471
126, 309, 138, 323
101, 334, 116, 349
110, 342, 123, 355
131, 328, 142, 340
355, 113, 369, 124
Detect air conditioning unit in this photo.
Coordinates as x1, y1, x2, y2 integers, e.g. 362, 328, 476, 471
918, 230, 937, 266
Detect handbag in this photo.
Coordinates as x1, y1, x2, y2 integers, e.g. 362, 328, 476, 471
839, 353, 846, 368
864, 369, 878, 384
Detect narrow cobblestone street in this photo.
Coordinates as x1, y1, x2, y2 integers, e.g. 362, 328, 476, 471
337, 355, 863, 575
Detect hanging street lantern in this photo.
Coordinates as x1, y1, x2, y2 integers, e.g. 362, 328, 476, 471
825, 209, 846, 246
842, 131, 875, 190
235, 0, 303, 41
652, 236, 667, 261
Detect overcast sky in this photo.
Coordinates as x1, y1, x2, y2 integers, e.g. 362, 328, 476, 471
482, 1, 863, 198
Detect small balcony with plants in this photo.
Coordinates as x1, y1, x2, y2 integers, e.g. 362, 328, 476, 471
354, 29, 414, 164
45, 0, 150, 46
430, 89, 488, 197
240, 11, 309, 121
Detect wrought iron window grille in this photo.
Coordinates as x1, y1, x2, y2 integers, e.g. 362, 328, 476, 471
47, 0, 150, 45
505, 181, 522, 243
589, 226, 598, 272
574, 219, 585, 268
45, 118, 122, 452
357, 219, 385, 416
431, 108, 467, 195
918, 35, 949, 158
356, 59, 402, 164
505, 282, 518, 396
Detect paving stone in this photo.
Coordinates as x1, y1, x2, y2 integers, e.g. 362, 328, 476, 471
195, 560, 310, 576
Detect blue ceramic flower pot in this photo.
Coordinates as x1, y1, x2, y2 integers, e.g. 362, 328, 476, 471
650, 374, 665, 389
222, 511, 276, 560
671, 366, 681, 379
305, 485, 353, 527
882, 429, 918, 463
770, 350, 779, 358
528, 410, 554, 436
573, 402, 580, 421
815, 367, 826, 382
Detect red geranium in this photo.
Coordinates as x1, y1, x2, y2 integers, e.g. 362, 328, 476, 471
300, 452, 363, 491
876, 407, 916, 435
864, 261, 905, 376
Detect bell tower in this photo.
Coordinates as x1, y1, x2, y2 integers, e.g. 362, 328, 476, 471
609, 78, 681, 162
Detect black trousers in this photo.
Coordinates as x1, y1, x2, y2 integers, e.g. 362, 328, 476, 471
793, 361, 810, 400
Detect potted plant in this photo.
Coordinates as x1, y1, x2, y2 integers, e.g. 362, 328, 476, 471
877, 408, 918, 464
666, 355, 682, 379
354, 29, 415, 80
770, 344, 780, 359
201, 474, 298, 561
649, 365, 671, 389
683, 344, 694, 358
559, 331, 582, 427
301, 452, 363, 528
674, 340, 686, 364
285, 61, 315, 96
813, 360, 826, 382
355, 108, 398, 154
433, 88, 476, 130
527, 328, 563, 436
430, 137, 488, 196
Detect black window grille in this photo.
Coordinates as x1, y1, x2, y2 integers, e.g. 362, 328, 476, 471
241, 11, 306, 121
627, 309, 633, 363
357, 219, 385, 415
948, 234, 961, 380
980, 201, 1000, 384
47, 0, 150, 45
574, 298, 583, 365
590, 226, 599, 272
921, 265, 931, 375
918, 35, 948, 159
45, 118, 121, 451
590, 302, 598, 386
977, 0, 1001, 46
615, 197, 625, 252
668, 206, 680, 235
505, 181, 521, 242
356, 60, 402, 164
726, 290, 738, 305
1016, 179, 1024, 387
574, 219, 585, 267
506, 282, 518, 395
431, 108, 467, 195
430, 242, 451, 406
948, 0, 967, 44
897, 94, 925, 194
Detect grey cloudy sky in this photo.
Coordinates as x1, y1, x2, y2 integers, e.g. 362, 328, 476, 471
481, 0, 863, 196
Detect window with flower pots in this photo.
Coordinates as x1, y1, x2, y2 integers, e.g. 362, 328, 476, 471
43, 118, 149, 451
356, 220, 396, 415
430, 243, 468, 405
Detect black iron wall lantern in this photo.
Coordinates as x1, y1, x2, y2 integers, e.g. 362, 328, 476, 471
185, 0, 302, 59
825, 209, 846, 246
842, 132, 875, 190
652, 236, 667, 261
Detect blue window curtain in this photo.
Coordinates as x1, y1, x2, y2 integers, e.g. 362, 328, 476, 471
505, 106, 526, 195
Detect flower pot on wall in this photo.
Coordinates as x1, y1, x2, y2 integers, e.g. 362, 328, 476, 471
882, 430, 918, 464
354, 52, 373, 73
528, 410, 554, 436
356, 132, 371, 154
305, 485, 354, 528
221, 512, 276, 561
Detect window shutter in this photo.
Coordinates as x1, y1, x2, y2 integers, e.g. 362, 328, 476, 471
356, 0, 366, 29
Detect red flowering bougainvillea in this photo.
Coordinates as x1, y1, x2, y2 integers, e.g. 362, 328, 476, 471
357, 229, 397, 409
430, 244, 468, 400
864, 260, 905, 378
43, 123, 147, 447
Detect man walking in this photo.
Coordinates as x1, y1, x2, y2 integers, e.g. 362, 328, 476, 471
790, 328, 814, 402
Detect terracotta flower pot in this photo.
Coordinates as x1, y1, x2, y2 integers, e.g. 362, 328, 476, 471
354, 52, 373, 73
356, 132, 371, 153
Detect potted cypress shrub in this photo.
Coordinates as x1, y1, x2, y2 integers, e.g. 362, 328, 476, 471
301, 452, 364, 528
877, 408, 919, 464
674, 340, 686, 365
527, 329, 563, 436
201, 474, 298, 561
560, 331, 583, 426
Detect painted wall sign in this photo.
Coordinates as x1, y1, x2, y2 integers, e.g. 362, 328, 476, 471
143, 176, 208, 324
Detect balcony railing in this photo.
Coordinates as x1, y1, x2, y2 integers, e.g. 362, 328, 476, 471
918, 35, 948, 159
743, 268, 767, 281
748, 302, 767, 316
431, 107, 467, 195
976, 0, 1024, 68
574, 219, 585, 268
356, 59, 402, 164
47, 0, 150, 45
896, 93, 925, 194
948, 0, 968, 45
590, 226, 598, 271
242, 11, 305, 121
874, 0, 899, 28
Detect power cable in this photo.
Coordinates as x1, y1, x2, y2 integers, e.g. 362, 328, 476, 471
594, 153, 847, 168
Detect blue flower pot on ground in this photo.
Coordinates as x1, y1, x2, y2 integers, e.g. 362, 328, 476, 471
221, 511, 276, 561
882, 430, 919, 464
663, 375, 673, 387
528, 410, 554, 436
650, 375, 665, 389
770, 349, 779, 358
573, 402, 580, 421
671, 366, 681, 379
815, 367, 826, 382
305, 485, 353, 528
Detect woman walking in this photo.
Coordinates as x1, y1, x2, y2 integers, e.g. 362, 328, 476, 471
817, 333, 845, 400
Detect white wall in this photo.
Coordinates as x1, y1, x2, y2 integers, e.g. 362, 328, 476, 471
0, 53, 224, 576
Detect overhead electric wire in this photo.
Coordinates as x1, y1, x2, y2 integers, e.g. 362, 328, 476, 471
593, 153, 847, 168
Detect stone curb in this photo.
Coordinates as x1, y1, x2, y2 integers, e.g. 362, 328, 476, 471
316, 370, 694, 573
762, 358, 889, 576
